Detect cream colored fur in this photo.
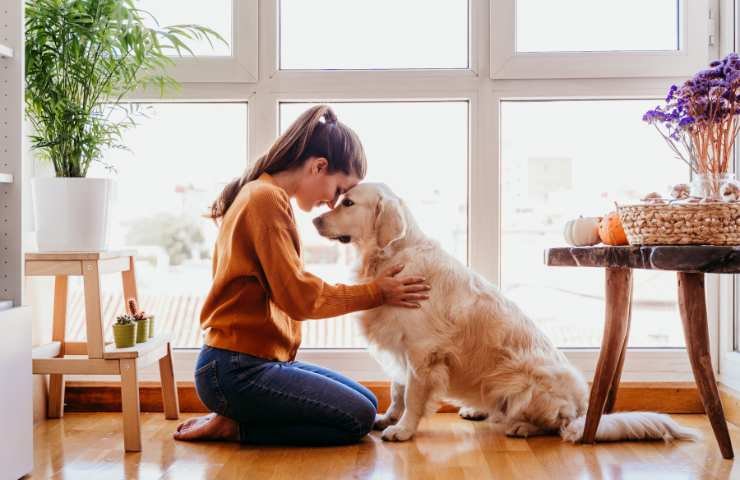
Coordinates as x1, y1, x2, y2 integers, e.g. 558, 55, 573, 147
314, 183, 699, 443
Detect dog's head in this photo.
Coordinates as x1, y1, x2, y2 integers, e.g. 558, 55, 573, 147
312, 183, 407, 249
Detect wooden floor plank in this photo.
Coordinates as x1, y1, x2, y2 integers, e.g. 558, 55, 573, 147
31, 413, 740, 479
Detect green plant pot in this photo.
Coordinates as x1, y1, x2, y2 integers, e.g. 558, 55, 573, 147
135, 318, 150, 343
113, 323, 137, 348
148, 316, 155, 339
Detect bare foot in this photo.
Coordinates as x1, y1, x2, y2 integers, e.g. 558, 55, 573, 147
173, 413, 240, 442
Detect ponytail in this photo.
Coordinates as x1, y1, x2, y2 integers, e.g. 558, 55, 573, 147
208, 105, 366, 221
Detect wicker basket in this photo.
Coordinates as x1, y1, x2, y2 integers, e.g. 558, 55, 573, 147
617, 202, 740, 245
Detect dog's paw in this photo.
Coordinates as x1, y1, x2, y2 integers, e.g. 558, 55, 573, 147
458, 407, 489, 421
373, 413, 398, 431
381, 424, 415, 442
505, 422, 544, 438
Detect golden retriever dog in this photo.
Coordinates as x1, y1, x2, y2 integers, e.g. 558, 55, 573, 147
312, 183, 698, 443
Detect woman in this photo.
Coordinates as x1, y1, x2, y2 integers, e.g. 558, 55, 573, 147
174, 105, 430, 445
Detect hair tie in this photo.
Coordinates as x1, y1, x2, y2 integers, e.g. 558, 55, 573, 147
322, 112, 338, 125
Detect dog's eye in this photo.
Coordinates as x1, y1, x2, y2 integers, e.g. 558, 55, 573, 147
341, 198, 354, 207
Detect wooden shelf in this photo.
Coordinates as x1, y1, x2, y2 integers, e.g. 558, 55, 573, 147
25, 249, 136, 261
0, 172, 12, 184
0, 44, 13, 58
104, 333, 170, 360
32, 334, 171, 365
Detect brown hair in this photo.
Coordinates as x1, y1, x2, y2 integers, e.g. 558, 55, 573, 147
208, 105, 367, 221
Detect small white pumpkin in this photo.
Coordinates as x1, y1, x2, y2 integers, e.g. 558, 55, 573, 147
563, 216, 601, 247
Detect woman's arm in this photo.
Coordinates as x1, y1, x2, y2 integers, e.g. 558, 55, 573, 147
253, 226, 382, 320
246, 187, 429, 320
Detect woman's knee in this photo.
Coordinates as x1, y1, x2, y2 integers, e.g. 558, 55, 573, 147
194, 359, 228, 415
367, 390, 379, 410
353, 384, 378, 410
346, 396, 377, 439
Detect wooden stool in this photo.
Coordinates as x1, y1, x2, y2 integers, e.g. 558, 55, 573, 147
546, 245, 736, 459
26, 250, 180, 452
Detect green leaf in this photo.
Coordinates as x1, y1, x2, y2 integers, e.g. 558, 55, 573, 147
25, 0, 230, 177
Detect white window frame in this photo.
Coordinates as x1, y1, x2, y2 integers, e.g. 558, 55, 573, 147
717, 0, 740, 390
60, 0, 722, 384
491, 0, 712, 80
161, 0, 258, 83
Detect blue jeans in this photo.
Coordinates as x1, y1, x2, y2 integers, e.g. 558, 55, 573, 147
194, 345, 378, 446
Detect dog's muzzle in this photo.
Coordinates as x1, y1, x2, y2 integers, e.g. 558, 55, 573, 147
312, 216, 351, 243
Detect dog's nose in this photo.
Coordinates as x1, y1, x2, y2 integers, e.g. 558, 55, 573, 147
312, 216, 323, 228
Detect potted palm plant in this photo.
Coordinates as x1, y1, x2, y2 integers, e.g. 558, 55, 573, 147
25, 0, 223, 251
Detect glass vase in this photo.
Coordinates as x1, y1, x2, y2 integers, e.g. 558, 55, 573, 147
689, 172, 736, 201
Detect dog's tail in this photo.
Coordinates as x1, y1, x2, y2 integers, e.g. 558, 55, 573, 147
560, 412, 700, 443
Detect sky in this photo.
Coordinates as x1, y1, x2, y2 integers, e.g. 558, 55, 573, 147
280, 0, 468, 69
516, 0, 678, 52
136, 0, 232, 56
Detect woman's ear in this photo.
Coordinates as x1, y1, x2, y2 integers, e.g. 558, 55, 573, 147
374, 195, 407, 249
311, 156, 329, 175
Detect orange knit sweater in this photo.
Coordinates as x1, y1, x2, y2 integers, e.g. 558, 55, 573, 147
200, 173, 383, 361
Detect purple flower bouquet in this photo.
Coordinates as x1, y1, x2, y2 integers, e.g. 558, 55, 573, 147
643, 53, 740, 200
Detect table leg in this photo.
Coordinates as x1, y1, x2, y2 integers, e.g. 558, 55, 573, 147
604, 286, 633, 414
82, 261, 105, 359
677, 272, 733, 459
48, 275, 68, 418
582, 267, 632, 443
120, 358, 142, 452
122, 256, 139, 309
159, 343, 180, 420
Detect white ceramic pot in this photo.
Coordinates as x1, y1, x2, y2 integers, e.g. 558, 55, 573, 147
31, 177, 113, 252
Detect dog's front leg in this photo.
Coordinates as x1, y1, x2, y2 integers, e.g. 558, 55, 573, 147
374, 381, 405, 430
381, 364, 445, 442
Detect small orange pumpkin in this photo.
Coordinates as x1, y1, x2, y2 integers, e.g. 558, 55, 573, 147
598, 211, 628, 245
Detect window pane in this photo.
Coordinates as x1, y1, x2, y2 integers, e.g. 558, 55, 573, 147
136, 0, 232, 56
280, 102, 469, 347
516, 0, 679, 53
501, 100, 686, 348
280, 0, 468, 69
70, 103, 248, 349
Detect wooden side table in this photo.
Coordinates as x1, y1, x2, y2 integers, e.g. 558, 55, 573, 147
545, 245, 736, 459
26, 250, 180, 452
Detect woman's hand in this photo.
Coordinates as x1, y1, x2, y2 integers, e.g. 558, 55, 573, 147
376, 264, 431, 308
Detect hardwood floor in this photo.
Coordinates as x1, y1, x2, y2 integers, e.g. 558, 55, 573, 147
32, 413, 740, 479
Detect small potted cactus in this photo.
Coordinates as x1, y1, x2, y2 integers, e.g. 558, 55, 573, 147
113, 314, 137, 348
147, 313, 155, 339
128, 298, 150, 344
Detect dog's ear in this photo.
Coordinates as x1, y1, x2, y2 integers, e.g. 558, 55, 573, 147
374, 195, 407, 249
